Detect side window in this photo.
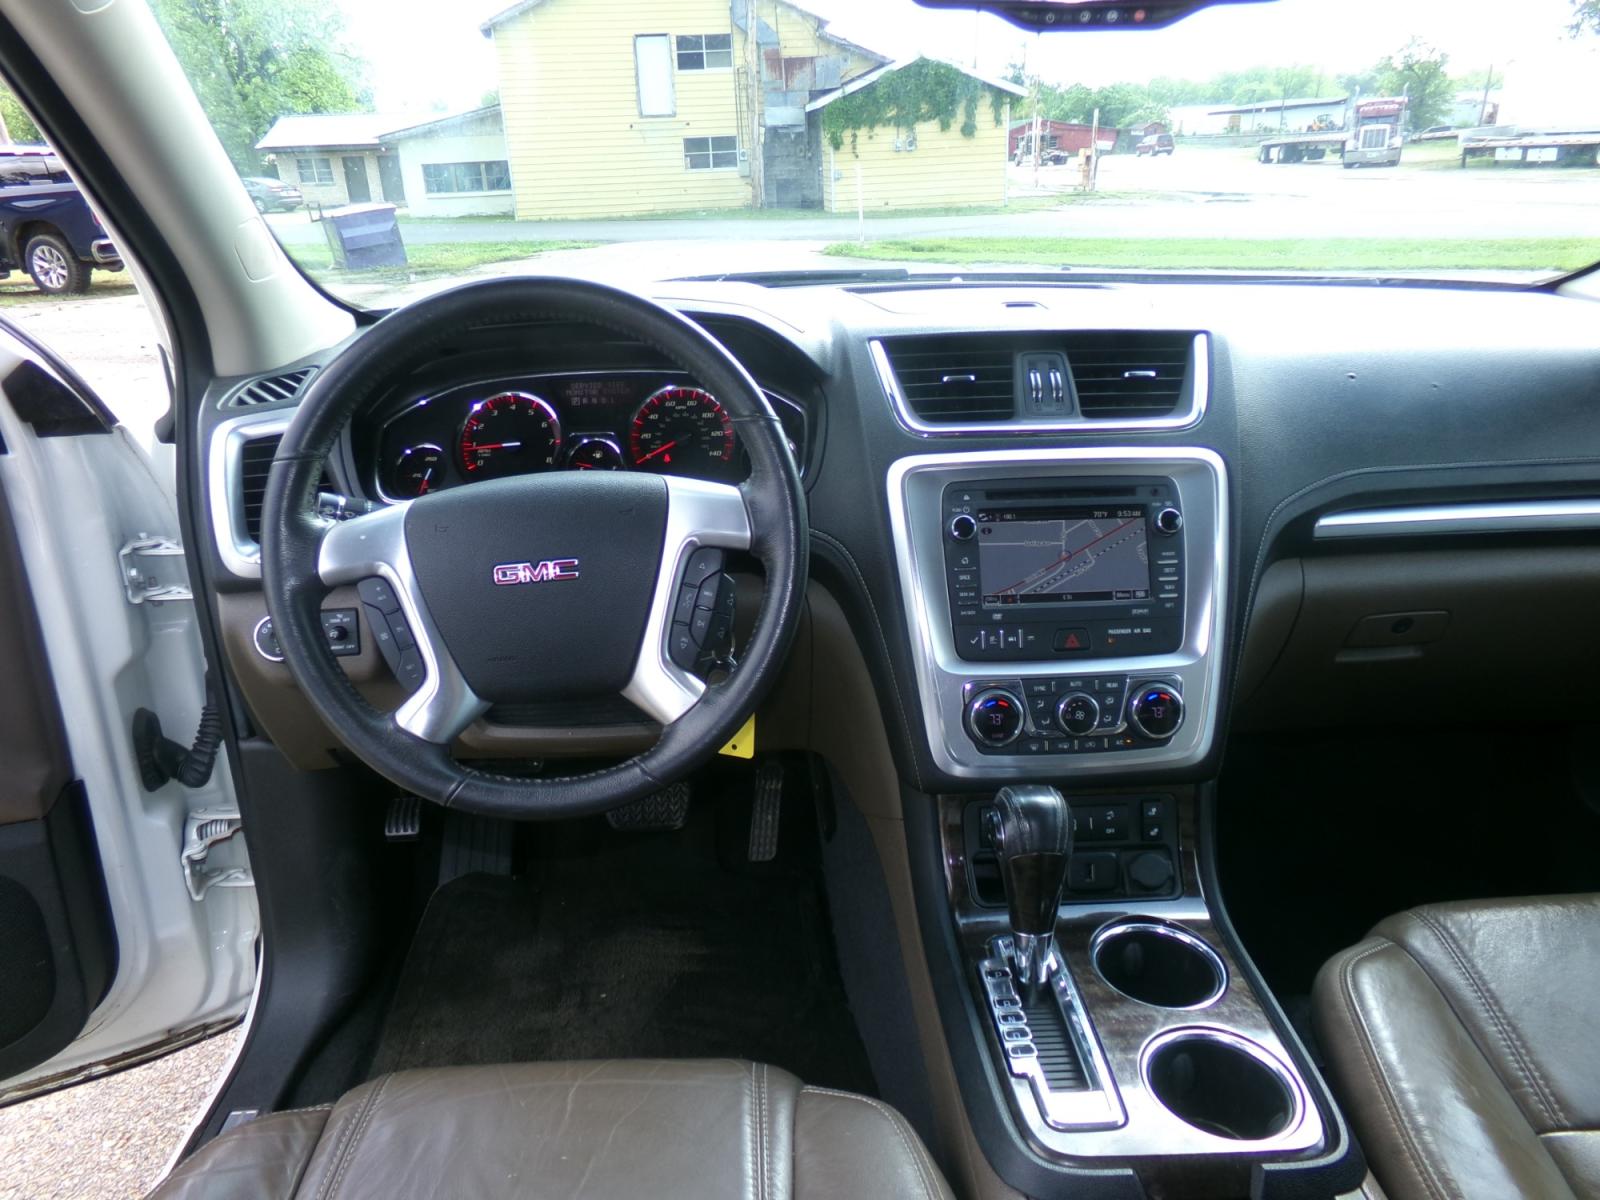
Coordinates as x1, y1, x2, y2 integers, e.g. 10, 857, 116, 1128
676, 33, 733, 71
683, 136, 739, 171
295, 157, 334, 186
634, 34, 675, 118
422, 161, 513, 194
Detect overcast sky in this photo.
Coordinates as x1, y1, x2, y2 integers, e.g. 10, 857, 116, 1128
341, 0, 1600, 125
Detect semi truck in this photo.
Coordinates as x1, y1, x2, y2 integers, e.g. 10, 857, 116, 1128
1256, 96, 1408, 168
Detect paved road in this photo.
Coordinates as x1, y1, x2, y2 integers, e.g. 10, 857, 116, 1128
269, 147, 1600, 247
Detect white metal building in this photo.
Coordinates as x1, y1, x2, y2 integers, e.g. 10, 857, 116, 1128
381, 108, 513, 218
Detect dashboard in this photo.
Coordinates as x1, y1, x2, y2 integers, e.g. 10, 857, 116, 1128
369, 370, 808, 499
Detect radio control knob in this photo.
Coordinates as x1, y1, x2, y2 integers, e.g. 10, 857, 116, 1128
1154, 507, 1183, 535
949, 513, 977, 541
1128, 682, 1184, 740
966, 687, 1024, 747
1055, 691, 1100, 736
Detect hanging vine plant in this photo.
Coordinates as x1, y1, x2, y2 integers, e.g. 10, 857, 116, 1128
822, 58, 1009, 154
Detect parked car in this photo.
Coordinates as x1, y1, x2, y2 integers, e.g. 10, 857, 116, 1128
1136, 132, 1175, 156
0, 146, 121, 294
242, 175, 304, 213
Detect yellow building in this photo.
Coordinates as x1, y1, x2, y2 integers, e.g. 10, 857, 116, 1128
479, 0, 889, 218
812, 61, 1021, 214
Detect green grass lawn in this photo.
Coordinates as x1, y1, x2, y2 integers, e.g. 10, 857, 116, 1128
292, 239, 597, 281
821, 236, 1600, 273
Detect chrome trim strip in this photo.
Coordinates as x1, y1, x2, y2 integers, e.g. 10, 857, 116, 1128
1314, 499, 1600, 539
885, 447, 1228, 780
207, 409, 294, 579
871, 333, 1209, 437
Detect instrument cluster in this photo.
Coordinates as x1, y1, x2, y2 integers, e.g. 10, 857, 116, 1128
373, 371, 806, 500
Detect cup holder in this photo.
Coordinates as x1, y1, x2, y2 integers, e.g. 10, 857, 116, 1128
1091, 920, 1227, 1009
1143, 1029, 1301, 1141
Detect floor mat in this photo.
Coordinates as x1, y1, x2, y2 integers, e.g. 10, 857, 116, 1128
369, 807, 877, 1094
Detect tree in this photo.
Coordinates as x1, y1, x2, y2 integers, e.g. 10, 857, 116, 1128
149, 0, 368, 169
1571, 0, 1600, 35
0, 85, 43, 144
1375, 38, 1454, 131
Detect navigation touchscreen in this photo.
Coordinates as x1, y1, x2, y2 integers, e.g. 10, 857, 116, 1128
976, 506, 1151, 605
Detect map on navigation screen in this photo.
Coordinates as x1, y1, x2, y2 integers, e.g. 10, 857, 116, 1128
977, 509, 1150, 605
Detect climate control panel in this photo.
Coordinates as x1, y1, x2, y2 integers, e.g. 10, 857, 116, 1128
961, 674, 1184, 756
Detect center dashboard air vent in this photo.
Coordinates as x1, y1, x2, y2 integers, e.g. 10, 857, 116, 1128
874, 330, 1202, 431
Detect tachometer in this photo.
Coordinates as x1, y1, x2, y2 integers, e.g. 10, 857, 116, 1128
459, 391, 561, 480
390, 443, 445, 498
628, 385, 735, 478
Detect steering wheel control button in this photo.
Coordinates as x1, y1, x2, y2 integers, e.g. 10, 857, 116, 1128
669, 623, 698, 669
394, 647, 425, 692
682, 547, 724, 587
357, 576, 402, 614
1128, 681, 1185, 740
321, 608, 360, 655
949, 513, 977, 541
1056, 692, 1100, 736
966, 687, 1024, 748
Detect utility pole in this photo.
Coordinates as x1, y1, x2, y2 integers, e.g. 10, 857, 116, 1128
745, 0, 764, 209
1478, 64, 1494, 125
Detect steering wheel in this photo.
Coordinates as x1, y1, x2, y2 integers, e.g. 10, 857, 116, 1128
260, 278, 807, 819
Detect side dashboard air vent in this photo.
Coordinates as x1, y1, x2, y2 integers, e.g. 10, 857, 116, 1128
877, 335, 1018, 423
238, 434, 331, 544
228, 367, 317, 408
1064, 332, 1194, 420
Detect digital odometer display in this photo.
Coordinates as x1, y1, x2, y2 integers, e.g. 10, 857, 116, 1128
976, 506, 1151, 605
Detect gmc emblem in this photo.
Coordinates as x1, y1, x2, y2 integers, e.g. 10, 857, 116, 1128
492, 558, 581, 586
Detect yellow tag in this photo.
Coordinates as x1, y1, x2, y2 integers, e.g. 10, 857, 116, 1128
718, 713, 756, 759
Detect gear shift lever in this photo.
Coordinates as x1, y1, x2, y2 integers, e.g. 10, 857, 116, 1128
985, 785, 1072, 992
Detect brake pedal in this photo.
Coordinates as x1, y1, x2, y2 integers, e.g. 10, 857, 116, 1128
606, 781, 691, 832
748, 761, 783, 862
385, 795, 422, 842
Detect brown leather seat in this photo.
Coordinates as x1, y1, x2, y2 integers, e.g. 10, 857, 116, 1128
147, 1059, 954, 1200
1313, 896, 1600, 1200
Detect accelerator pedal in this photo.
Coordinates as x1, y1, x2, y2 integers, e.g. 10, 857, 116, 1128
606, 781, 691, 832
748, 761, 784, 862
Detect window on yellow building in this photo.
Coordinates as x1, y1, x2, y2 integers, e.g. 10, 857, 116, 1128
684, 136, 739, 171
634, 34, 676, 117
676, 34, 733, 71
294, 157, 334, 185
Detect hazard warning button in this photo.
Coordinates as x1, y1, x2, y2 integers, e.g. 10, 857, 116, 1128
1053, 627, 1091, 653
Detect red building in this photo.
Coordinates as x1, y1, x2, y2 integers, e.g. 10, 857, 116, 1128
1009, 119, 1121, 160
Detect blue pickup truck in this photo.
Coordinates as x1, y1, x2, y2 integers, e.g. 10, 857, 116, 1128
0, 146, 121, 294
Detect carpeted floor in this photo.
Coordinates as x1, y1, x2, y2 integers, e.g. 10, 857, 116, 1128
369, 803, 877, 1095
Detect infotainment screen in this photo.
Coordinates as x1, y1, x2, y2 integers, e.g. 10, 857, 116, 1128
975, 506, 1151, 605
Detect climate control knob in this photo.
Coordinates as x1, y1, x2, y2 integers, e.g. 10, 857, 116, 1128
966, 688, 1024, 747
1128, 682, 1184, 740
1055, 691, 1100, 736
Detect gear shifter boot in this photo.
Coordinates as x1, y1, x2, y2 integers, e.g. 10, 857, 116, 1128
986, 785, 1072, 990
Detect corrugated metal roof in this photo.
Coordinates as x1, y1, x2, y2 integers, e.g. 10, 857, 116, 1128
382, 105, 503, 140
255, 113, 414, 151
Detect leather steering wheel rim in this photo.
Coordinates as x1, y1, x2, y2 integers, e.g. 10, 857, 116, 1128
260, 277, 807, 819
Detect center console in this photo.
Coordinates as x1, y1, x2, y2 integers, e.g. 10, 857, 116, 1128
886, 448, 1226, 780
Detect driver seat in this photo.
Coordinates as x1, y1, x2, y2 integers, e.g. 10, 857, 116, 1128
147, 1059, 954, 1199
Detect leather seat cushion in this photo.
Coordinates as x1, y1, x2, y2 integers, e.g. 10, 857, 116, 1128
148, 1059, 954, 1200
1314, 895, 1600, 1200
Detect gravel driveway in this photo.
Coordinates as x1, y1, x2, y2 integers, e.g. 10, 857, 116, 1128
0, 1032, 239, 1200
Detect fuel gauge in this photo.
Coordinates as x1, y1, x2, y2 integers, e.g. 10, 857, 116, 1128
566, 436, 624, 470
390, 443, 445, 498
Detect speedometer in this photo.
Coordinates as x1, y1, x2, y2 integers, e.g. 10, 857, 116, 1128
459, 392, 562, 480
628, 385, 735, 479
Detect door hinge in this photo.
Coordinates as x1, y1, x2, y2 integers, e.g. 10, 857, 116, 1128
181, 808, 253, 901
120, 534, 192, 604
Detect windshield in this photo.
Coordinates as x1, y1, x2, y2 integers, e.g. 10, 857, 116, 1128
149, 0, 1600, 305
